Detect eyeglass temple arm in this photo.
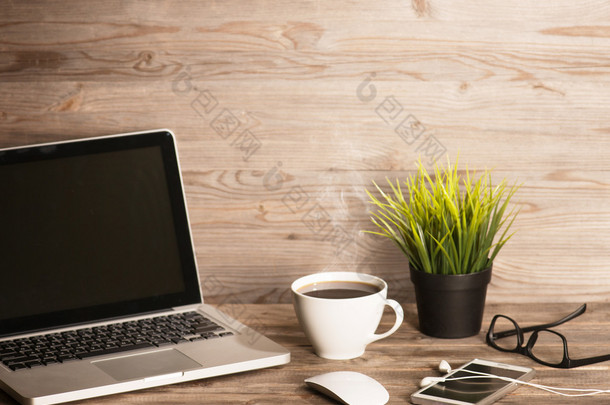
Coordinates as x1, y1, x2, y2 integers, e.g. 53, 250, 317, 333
568, 352, 610, 368
519, 304, 587, 334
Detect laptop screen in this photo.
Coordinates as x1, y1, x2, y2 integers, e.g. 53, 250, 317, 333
0, 130, 202, 337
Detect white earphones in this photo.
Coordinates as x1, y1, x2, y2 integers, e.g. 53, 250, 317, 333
419, 376, 444, 387
419, 360, 451, 388
419, 360, 452, 387
438, 359, 452, 373
419, 360, 610, 397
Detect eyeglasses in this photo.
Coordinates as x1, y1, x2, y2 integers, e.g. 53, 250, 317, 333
486, 304, 610, 368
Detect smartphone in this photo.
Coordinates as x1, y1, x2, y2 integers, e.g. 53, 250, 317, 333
411, 358, 535, 405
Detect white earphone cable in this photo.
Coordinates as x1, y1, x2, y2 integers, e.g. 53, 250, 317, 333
443, 369, 610, 397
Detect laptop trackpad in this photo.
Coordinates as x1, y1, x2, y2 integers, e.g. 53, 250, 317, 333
93, 349, 202, 381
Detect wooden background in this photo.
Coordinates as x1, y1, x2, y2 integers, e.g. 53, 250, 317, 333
1, 1, 610, 305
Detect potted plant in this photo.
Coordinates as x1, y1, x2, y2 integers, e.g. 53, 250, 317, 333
365, 158, 520, 338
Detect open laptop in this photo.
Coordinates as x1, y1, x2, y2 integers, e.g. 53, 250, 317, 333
0, 129, 290, 405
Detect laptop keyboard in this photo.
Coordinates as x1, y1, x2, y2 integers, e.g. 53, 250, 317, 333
0, 312, 233, 371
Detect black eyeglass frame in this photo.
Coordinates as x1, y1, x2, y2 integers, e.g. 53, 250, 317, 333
486, 304, 610, 368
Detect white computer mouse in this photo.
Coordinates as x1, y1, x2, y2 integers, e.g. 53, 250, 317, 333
304, 371, 389, 405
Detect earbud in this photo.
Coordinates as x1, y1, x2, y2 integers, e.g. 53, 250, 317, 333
419, 361, 452, 387
419, 377, 445, 388
439, 360, 452, 374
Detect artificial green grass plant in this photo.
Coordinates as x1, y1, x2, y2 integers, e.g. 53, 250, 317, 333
365, 158, 520, 275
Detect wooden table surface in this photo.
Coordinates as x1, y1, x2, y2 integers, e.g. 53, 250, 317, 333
1, 303, 608, 404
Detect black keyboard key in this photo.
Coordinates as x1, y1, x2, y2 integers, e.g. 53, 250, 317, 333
58, 355, 78, 363
42, 357, 58, 365
195, 325, 224, 334
152, 339, 173, 347
3, 355, 38, 364
9, 363, 27, 371
118, 341, 135, 347
77, 342, 154, 359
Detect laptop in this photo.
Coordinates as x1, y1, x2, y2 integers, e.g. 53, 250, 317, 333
0, 129, 290, 405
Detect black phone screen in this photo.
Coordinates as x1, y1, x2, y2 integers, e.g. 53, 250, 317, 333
418, 362, 529, 404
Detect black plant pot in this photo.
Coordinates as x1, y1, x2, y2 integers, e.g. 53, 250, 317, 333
410, 264, 492, 339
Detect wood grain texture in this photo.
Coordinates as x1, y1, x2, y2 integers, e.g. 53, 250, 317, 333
1, 303, 608, 404
1, 0, 610, 304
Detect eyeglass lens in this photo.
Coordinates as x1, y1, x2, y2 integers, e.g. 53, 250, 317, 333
491, 316, 520, 351
529, 331, 565, 365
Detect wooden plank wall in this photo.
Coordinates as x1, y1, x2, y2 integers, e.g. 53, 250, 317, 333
1, 1, 609, 305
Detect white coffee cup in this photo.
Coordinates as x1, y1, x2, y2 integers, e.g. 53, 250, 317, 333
291, 271, 404, 360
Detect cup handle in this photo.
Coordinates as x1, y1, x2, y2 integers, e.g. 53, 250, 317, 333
368, 299, 404, 343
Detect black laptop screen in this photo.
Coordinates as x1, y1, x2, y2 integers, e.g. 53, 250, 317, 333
0, 131, 201, 336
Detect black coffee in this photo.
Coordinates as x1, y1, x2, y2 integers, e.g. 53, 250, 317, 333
298, 281, 381, 299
